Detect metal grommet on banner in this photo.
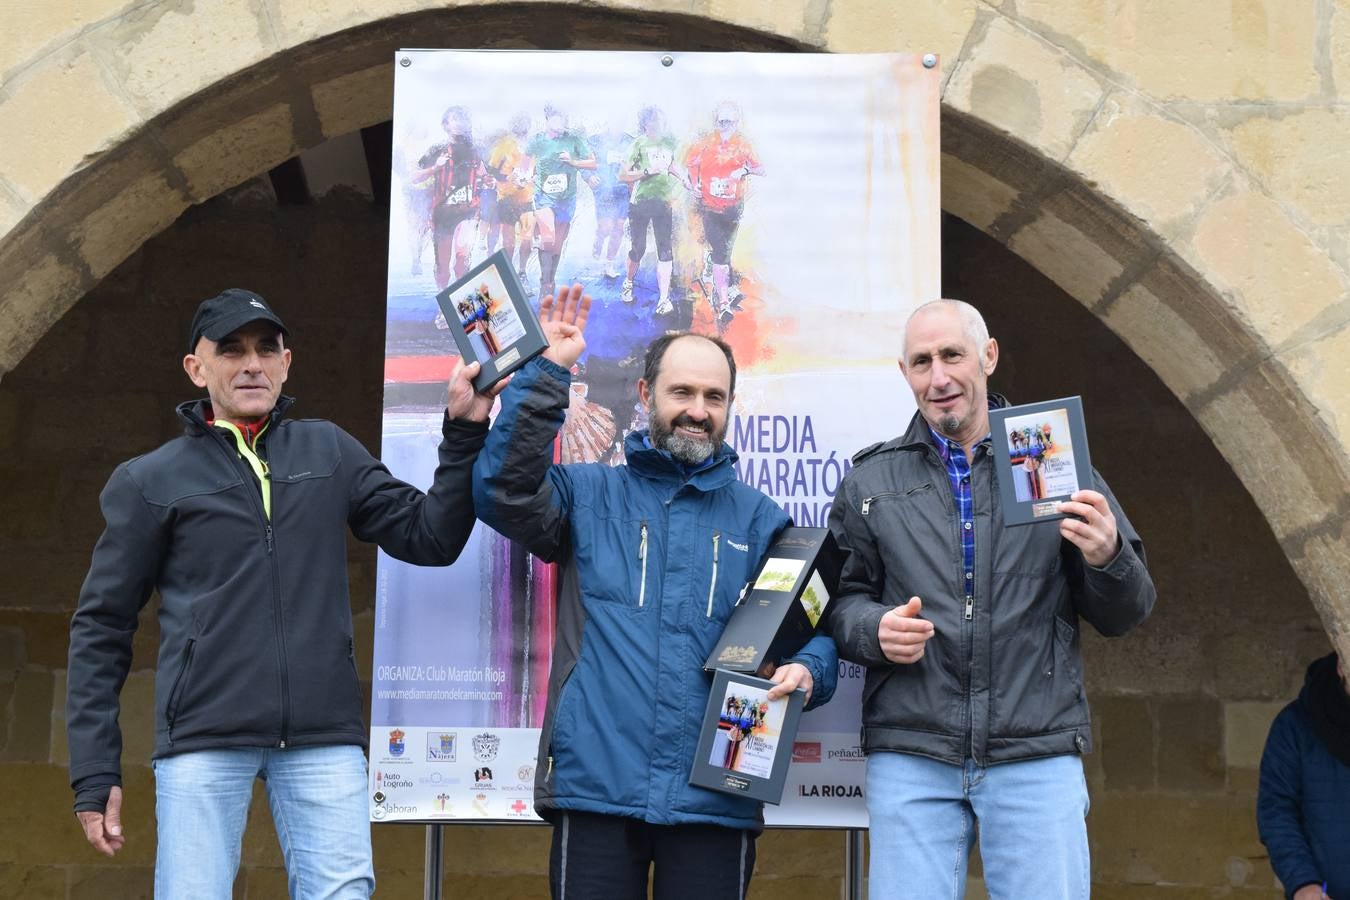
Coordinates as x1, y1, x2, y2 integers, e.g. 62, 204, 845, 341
400, 56, 412, 68
922, 53, 937, 69
661, 55, 674, 67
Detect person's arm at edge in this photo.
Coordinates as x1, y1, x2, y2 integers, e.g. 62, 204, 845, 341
68, 465, 164, 854
1257, 705, 1324, 899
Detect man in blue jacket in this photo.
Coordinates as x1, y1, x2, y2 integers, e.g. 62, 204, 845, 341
67, 289, 497, 899
473, 285, 837, 900
1258, 652, 1350, 899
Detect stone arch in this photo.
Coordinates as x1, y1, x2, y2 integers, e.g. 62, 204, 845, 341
0, 0, 1345, 653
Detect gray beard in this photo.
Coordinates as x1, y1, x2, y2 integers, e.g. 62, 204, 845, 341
936, 413, 962, 434
648, 402, 718, 465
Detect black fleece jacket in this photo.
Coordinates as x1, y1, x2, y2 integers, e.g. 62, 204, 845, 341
66, 397, 486, 811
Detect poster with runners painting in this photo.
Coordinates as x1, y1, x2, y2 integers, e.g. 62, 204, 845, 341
373, 49, 940, 826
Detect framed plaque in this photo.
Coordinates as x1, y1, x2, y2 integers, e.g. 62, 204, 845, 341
704, 527, 842, 676
988, 396, 1093, 526
689, 669, 804, 805
435, 249, 548, 391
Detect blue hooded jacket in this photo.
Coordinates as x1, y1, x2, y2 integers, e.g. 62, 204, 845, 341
1257, 654, 1350, 898
473, 357, 836, 831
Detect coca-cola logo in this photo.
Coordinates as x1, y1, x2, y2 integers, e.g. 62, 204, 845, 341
792, 742, 822, 763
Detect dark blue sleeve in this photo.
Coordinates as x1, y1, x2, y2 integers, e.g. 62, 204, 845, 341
472, 356, 575, 562
1257, 705, 1323, 898
784, 633, 838, 711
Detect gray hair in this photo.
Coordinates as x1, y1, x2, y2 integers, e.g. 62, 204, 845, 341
904, 298, 990, 354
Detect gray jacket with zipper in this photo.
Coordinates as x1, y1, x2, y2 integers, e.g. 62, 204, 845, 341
827, 404, 1155, 765
66, 396, 486, 810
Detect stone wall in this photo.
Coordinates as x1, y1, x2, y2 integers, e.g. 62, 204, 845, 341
0, 176, 1320, 894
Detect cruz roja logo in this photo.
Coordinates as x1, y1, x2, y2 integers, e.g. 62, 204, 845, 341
798, 783, 864, 798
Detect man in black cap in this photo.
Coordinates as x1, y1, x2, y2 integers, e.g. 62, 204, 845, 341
66, 289, 496, 898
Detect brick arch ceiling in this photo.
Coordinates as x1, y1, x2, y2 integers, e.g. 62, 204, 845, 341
0, 3, 1345, 656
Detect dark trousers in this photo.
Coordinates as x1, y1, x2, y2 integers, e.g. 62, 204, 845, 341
548, 810, 757, 900
628, 198, 674, 263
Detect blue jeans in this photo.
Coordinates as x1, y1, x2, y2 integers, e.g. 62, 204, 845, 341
153, 745, 373, 900
866, 752, 1090, 900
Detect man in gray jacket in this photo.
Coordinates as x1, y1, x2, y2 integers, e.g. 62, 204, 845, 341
829, 299, 1155, 899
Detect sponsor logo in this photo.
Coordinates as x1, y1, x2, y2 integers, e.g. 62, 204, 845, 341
434, 793, 452, 812
827, 746, 866, 762
382, 803, 418, 815
506, 797, 533, 818
474, 767, 493, 785
375, 770, 414, 790
419, 771, 461, 786
472, 732, 500, 762
371, 806, 386, 820
372, 790, 386, 804
517, 764, 534, 782
472, 793, 490, 815
388, 729, 406, 757
727, 540, 749, 552
427, 732, 457, 762
798, 784, 864, 798
791, 742, 822, 763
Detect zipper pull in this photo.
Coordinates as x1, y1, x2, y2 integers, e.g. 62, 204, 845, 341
861, 497, 874, 516
964, 595, 974, 621
706, 531, 722, 619
638, 522, 648, 561
266, 524, 274, 554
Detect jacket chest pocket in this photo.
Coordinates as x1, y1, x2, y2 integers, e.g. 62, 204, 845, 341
863, 483, 952, 577
683, 526, 754, 630
574, 516, 654, 610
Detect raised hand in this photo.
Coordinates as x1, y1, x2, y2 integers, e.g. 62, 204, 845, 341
539, 284, 593, 370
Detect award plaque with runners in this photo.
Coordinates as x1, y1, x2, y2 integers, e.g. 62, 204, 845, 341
689, 669, 804, 805
988, 396, 1093, 526
435, 249, 548, 392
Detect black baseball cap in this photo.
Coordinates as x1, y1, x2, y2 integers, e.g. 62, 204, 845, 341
188, 289, 289, 352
